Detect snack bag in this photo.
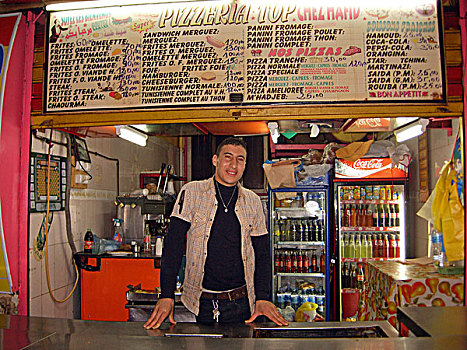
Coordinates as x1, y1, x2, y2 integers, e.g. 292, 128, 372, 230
294, 302, 318, 322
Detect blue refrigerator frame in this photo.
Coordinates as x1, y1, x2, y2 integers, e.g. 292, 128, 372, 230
267, 175, 332, 321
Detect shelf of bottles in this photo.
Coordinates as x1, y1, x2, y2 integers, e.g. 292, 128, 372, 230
271, 189, 328, 318
337, 183, 405, 320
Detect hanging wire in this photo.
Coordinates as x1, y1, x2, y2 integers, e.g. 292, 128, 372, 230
44, 128, 79, 303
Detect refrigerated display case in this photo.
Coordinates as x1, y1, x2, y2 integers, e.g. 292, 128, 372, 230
333, 158, 408, 321
268, 174, 332, 321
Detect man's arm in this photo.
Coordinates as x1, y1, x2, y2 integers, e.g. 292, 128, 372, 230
251, 234, 271, 300
144, 217, 190, 329
245, 234, 288, 326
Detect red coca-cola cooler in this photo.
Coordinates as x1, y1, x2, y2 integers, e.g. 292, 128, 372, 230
332, 158, 408, 321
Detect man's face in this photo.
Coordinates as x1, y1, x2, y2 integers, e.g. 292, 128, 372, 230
212, 144, 246, 186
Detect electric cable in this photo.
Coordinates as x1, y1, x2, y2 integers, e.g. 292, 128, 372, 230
44, 128, 79, 303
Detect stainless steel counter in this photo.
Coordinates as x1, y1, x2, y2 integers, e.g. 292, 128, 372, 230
397, 306, 467, 337
3, 315, 467, 349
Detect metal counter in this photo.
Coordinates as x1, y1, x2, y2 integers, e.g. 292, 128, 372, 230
3, 315, 467, 349
397, 306, 467, 337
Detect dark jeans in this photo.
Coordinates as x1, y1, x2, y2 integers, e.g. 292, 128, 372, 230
196, 296, 251, 324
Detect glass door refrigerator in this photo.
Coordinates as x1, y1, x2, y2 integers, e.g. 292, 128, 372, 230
333, 158, 408, 321
268, 173, 332, 321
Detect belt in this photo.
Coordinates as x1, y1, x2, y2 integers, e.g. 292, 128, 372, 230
201, 285, 247, 301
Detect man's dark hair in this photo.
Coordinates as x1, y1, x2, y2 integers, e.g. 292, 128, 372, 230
215, 137, 247, 157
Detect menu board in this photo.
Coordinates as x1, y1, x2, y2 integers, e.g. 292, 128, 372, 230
46, 0, 445, 112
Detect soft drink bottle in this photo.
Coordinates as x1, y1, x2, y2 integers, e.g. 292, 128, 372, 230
291, 221, 297, 242
311, 252, 318, 272
341, 262, 347, 288
355, 233, 362, 258
372, 204, 379, 227
394, 204, 400, 226
348, 234, 355, 258
389, 234, 396, 259
366, 204, 372, 227
303, 251, 309, 273
297, 250, 303, 273
84, 228, 94, 254
286, 251, 292, 272
378, 234, 384, 258
274, 252, 280, 273
372, 234, 378, 258
361, 234, 367, 258
320, 249, 325, 273
291, 251, 297, 273
350, 204, 356, 227
357, 264, 365, 290
384, 204, 390, 227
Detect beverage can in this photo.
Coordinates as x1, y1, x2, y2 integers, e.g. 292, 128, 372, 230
366, 186, 373, 200
354, 186, 360, 200
392, 190, 399, 200
348, 186, 354, 200
380, 186, 386, 200
360, 187, 366, 200
373, 186, 380, 200
386, 185, 392, 201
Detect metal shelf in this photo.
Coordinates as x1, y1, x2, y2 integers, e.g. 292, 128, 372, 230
275, 241, 325, 248
276, 272, 325, 278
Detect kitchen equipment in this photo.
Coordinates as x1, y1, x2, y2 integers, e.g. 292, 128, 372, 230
162, 165, 172, 195
153, 163, 166, 200
125, 287, 194, 322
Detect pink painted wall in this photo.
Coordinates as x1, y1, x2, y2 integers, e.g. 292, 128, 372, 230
0, 14, 30, 315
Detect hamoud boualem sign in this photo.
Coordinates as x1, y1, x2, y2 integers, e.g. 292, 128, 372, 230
46, 0, 445, 112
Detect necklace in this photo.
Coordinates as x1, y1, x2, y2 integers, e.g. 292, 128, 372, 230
215, 180, 237, 213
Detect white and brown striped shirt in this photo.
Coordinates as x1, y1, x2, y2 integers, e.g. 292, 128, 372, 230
171, 177, 268, 315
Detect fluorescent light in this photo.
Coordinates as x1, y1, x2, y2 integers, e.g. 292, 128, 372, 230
267, 122, 280, 144
46, 0, 204, 11
115, 125, 148, 147
394, 119, 429, 142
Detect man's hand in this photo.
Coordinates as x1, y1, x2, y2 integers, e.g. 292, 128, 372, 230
143, 298, 176, 329
245, 300, 288, 326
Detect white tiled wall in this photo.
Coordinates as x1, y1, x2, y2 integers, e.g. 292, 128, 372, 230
28, 132, 180, 318
405, 118, 460, 258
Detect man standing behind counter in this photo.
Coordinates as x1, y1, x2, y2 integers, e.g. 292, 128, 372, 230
144, 137, 288, 328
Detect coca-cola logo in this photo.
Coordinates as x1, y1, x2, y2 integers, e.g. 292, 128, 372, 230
353, 159, 384, 169
355, 118, 382, 128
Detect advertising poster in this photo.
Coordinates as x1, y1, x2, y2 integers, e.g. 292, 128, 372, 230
46, 0, 445, 112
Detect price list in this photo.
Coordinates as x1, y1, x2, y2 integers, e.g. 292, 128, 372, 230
46, 1, 444, 112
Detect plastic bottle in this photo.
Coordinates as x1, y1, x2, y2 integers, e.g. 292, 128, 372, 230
155, 236, 163, 257
84, 228, 94, 254
431, 229, 442, 267
112, 218, 123, 243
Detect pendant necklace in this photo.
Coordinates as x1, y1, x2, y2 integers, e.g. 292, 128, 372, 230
215, 180, 237, 213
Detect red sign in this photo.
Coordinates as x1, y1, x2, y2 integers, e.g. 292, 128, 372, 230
335, 158, 408, 179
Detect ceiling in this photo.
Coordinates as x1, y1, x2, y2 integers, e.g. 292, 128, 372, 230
62, 117, 454, 143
